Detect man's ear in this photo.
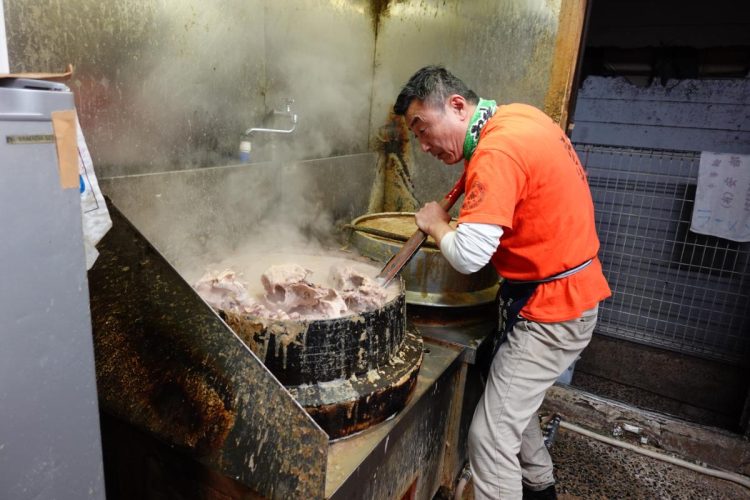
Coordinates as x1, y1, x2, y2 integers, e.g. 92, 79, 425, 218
448, 94, 468, 119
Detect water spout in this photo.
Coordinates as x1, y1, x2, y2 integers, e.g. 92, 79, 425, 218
244, 98, 298, 136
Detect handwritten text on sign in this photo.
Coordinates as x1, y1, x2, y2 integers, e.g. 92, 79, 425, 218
691, 152, 750, 242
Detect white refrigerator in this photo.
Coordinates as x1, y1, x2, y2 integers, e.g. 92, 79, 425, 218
0, 78, 106, 499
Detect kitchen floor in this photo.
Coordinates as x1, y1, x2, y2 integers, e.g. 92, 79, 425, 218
452, 423, 749, 500
550, 425, 749, 499
572, 371, 725, 426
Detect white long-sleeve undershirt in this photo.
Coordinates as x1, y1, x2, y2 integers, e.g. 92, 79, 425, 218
438, 222, 504, 274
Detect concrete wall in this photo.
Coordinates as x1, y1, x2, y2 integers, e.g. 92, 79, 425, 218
572, 76, 750, 154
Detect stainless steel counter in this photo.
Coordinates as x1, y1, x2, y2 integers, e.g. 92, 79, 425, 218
90, 178, 499, 499
326, 340, 461, 498
324, 305, 498, 499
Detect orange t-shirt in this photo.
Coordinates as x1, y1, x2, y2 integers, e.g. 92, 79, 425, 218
458, 103, 611, 322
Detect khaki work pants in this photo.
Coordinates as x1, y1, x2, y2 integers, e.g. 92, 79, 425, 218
468, 306, 599, 499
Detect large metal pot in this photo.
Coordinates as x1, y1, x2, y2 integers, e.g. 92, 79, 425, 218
196, 251, 422, 439
223, 286, 407, 386
349, 212, 499, 307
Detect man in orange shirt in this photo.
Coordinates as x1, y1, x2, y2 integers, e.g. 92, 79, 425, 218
394, 66, 611, 499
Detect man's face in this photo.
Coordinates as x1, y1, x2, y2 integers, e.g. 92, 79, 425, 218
405, 96, 469, 165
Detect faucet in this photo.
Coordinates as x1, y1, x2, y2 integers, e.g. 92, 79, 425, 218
239, 98, 298, 162
244, 98, 298, 136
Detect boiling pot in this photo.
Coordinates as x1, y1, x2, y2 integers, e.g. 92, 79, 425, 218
205, 252, 420, 439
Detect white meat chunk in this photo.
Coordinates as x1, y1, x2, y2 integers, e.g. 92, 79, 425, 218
261, 264, 347, 319
330, 264, 388, 313
193, 269, 254, 313
194, 262, 389, 321
261, 264, 311, 299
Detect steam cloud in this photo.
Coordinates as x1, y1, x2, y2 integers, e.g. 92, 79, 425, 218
100, 0, 375, 172
98, 0, 381, 281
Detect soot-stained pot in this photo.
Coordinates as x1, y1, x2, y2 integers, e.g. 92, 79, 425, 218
349, 212, 499, 307
221, 273, 421, 439
289, 326, 422, 440
222, 286, 406, 386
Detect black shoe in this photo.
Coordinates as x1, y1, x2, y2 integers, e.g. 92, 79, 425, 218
522, 484, 557, 500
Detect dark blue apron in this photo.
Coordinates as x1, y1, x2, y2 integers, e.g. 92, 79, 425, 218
481, 259, 594, 382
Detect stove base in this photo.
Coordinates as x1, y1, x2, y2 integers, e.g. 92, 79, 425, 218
288, 327, 423, 439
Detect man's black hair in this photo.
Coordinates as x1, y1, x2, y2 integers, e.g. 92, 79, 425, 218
393, 65, 479, 116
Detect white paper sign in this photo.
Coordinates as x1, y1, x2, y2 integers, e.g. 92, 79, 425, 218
691, 152, 750, 242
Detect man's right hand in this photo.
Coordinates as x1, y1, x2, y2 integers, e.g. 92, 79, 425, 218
415, 201, 453, 244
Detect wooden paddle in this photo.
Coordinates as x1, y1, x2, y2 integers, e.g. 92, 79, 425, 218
376, 171, 466, 286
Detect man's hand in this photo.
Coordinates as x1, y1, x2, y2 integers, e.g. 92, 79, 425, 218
415, 201, 453, 244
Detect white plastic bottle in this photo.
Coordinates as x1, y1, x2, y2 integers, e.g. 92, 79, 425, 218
238, 140, 252, 163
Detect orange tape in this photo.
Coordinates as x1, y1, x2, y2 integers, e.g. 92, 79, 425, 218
51, 110, 79, 189
0, 63, 74, 81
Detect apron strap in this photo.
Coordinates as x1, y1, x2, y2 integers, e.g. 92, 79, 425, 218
504, 258, 593, 285
481, 258, 596, 383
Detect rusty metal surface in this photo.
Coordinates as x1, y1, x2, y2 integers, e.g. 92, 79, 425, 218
439, 361, 470, 494
543, 0, 588, 127
88, 203, 329, 499
326, 340, 464, 499
88, 201, 489, 498
100, 413, 268, 500
408, 302, 496, 487
367, 111, 421, 214
292, 328, 423, 439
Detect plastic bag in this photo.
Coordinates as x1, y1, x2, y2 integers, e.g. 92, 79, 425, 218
76, 116, 112, 270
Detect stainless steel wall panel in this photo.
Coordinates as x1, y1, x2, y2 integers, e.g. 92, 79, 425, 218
98, 153, 378, 272
370, 0, 568, 204
88, 205, 329, 498
4, 0, 380, 175
6, 0, 578, 190
262, 0, 375, 162
5, 0, 268, 174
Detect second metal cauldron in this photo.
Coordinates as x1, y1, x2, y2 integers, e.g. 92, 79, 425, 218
349, 212, 499, 307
